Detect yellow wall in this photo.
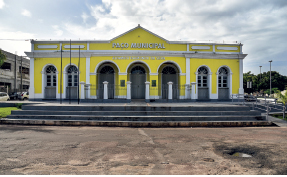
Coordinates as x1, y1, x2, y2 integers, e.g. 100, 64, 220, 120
34, 57, 86, 94
190, 59, 239, 94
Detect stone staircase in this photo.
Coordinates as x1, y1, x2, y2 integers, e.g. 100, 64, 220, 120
3, 103, 271, 127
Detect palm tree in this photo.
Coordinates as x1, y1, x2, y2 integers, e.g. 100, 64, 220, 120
275, 90, 287, 120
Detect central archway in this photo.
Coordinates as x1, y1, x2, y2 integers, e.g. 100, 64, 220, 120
130, 65, 146, 99
97, 65, 115, 99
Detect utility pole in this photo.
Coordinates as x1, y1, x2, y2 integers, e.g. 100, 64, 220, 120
14, 52, 16, 93
20, 56, 23, 94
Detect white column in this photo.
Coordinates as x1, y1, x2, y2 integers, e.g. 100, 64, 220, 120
86, 83, 91, 99
29, 58, 35, 99
168, 82, 173, 100
191, 82, 196, 99
41, 71, 45, 99
56, 72, 59, 99
145, 81, 150, 100
186, 57, 190, 84
229, 73, 233, 99
103, 81, 108, 99
208, 72, 212, 99
126, 81, 131, 100
239, 59, 244, 94
86, 57, 90, 84
80, 82, 85, 99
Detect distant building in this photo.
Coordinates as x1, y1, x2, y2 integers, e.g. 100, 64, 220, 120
0, 49, 30, 93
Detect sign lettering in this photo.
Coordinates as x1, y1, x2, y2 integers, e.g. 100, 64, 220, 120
112, 43, 165, 49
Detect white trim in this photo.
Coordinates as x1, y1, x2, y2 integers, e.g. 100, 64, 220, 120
186, 57, 190, 84
195, 65, 212, 100
213, 45, 215, 52
90, 73, 97, 75
64, 45, 85, 49
29, 58, 34, 99
150, 73, 158, 76
63, 63, 79, 99
187, 44, 189, 51
86, 57, 90, 84
239, 59, 244, 94
87, 43, 89, 50
180, 73, 186, 76
119, 72, 127, 75
217, 47, 238, 50
41, 63, 59, 99
94, 60, 120, 73
37, 45, 58, 49
192, 46, 210, 50
125, 60, 151, 73
156, 60, 182, 74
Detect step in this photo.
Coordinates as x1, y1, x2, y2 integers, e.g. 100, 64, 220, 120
11, 110, 262, 116
22, 105, 251, 112
6, 115, 265, 121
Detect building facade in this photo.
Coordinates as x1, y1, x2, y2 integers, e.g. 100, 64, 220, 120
0, 49, 30, 93
25, 25, 247, 101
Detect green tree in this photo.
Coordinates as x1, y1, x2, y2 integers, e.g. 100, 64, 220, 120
275, 90, 287, 120
0, 49, 7, 67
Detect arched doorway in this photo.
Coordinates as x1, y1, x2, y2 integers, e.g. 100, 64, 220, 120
97, 65, 115, 99
45, 65, 57, 99
130, 65, 146, 99
218, 67, 229, 100
197, 66, 209, 100
66, 65, 78, 99
161, 66, 178, 99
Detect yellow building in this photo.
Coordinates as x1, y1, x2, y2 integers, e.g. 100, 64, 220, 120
25, 25, 247, 102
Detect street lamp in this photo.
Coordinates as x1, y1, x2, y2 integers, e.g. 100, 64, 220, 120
269, 60, 272, 97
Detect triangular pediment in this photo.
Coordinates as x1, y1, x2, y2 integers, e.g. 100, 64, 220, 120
110, 25, 168, 44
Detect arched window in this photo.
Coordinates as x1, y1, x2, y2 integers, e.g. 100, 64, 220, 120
162, 66, 177, 74
46, 66, 57, 87
218, 67, 228, 88
67, 66, 78, 87
131, 66, 146, 74
99, 66, 114, 74
197, 67, 208, 88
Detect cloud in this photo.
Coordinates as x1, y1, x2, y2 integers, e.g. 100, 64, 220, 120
52, 25, 63, 36
21, 9, 31, 17
0, 0, 4, 9
81, 12, 89, 23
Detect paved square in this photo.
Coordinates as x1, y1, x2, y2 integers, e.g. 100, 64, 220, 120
0, 125, 286, 175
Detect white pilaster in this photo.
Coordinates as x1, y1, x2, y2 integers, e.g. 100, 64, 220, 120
191, 82, 196, 99
186, 57, 190, 84
168, 82, 173, 100
56, 72, 59, 99
80, 82, 85, 99
103, 81, 108, 99
41, 71, 45, 99
239, 59, 244, 94
126, 81, 131, 100
87, 42, 89, 50
145, 81, 150, 100
29, 58, 35, 99
208, 72, 212, 99
187, 44, 189, 51
86, 57, 90, 84
229, 73, 233, 99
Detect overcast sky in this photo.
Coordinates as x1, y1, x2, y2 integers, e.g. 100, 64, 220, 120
0, 0, 286, 75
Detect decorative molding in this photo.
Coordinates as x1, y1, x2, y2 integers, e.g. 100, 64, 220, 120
191, 46, 210, 50
64, 45, 85, 49
37, 45, 58, 49
180, 73, 186, 76
217, 47, 238, 50
150, 73, 158, 76
90, 73, 97, 75
119, 72, 127, 75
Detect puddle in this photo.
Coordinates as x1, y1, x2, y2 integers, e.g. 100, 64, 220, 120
232, 152, 252, 157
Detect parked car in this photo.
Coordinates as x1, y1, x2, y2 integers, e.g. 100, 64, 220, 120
19, 92, 29, 100
0, 92, 10, 101
9, 92, 20, 100
244, 95, 257, 102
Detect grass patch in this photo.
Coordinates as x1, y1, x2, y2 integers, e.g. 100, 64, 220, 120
272, 113, 287, 121
0, 107, 19, 118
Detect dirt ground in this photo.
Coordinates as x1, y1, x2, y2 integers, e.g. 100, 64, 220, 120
0, 125, 287, 175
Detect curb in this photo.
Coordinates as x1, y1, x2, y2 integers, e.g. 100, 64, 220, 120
0, 119, 274, 127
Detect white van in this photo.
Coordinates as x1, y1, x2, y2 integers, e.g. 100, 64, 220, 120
0, 92, 10, 101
